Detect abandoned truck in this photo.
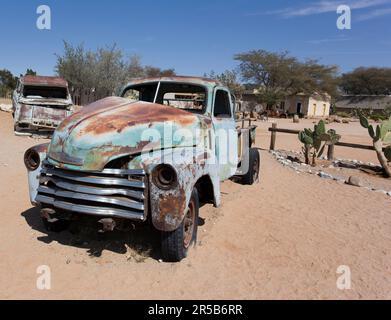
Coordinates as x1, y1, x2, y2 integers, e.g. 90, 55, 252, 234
24, 76, 260, 262
12, 75, 74, 133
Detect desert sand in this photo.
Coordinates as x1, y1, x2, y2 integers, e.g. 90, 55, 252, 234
0, 110, 390, 299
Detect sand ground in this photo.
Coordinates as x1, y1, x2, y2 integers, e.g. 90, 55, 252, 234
0, 111, 390, 299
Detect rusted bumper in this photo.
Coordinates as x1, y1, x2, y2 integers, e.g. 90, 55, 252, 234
15, 104, 72, 131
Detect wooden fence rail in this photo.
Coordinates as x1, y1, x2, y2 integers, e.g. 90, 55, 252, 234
268, 123, 381, 160
235, 118, 257, 128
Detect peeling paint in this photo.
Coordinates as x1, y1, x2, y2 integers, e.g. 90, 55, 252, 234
12, 75, 74, 132
24, 76, 255, 234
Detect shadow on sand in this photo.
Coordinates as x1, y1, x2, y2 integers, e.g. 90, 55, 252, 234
21, 207, 162, 261
21, 207, 207, 262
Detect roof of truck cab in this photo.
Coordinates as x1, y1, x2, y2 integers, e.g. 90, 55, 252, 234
21, 75, 68, 87
123, 76, 224, 88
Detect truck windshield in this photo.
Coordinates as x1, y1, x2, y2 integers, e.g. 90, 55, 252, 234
23, 86, 68, 99
122, 82, 207, 113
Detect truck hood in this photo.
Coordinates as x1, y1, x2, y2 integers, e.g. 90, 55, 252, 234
48, 96, 211, 171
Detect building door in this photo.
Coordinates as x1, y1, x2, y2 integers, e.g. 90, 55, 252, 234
296, 102, 302, 114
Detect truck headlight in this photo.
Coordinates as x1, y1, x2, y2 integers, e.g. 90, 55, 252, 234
24, 148, 40, 171
153, 164, 177, 190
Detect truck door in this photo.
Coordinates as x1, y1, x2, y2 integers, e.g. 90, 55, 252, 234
212, 87, 238, 181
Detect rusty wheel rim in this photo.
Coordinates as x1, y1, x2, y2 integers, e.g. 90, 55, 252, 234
253, 157, 259, 182
183, 199, 195, 249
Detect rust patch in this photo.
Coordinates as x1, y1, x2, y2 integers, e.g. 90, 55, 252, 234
21, 75, 68, 88
98, 140, 154, 159
33, 143, 49, 153
56, 96, 126, 132
80, 101, 198, 135
155, 188, 186, 230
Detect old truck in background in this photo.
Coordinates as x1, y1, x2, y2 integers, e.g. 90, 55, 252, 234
24, 76, 259, 262
12, 75, 74, 134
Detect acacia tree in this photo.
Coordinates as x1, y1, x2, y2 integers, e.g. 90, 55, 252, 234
24, 69, 37, 76
234, 50, 338, 108
0, 69, 17, 98
340, 67, 391, 95
55, 41, 176, 103
205, 69, 244, 99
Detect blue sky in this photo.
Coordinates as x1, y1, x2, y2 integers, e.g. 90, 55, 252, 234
1, 0, 391, 77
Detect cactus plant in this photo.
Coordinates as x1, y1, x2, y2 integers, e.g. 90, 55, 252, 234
298, 120, 341, 166
358, 112, 391, 178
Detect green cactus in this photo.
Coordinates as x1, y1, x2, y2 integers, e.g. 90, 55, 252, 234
358, 112, 391, 177
298, 120, 340, 166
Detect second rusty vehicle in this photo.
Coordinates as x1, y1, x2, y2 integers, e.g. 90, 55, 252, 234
12, 75, 74, 134
24, 76, 260, 262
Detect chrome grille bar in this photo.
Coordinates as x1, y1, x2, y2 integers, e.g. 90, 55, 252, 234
36, 162, 147, 221
41, 166, 145, 188
39, 176, 144, 200
38, 186, 144, 211
36, 195, 145, 220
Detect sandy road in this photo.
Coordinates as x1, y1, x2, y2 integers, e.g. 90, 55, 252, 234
0, 111, 390, 299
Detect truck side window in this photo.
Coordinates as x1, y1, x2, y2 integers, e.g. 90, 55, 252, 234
214, 90, 231, 118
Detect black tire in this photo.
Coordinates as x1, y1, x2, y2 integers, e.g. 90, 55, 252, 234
241, 148, 260, 185
161, 188, 199, 262
42, 217, 70, 233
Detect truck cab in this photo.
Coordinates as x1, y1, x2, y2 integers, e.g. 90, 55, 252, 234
13, 75, 74, 134
24, 76, 259, 262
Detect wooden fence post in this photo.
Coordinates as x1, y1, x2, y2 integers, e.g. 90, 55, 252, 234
270, 123, 277, 150
327, 144, 335, 161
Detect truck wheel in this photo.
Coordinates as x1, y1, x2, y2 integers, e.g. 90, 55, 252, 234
241, 148, 260, 185
161, 188, 199, 262
42, 217, 70, 233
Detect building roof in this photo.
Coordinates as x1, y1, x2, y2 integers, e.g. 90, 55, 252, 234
335, 95, 391, 110
20, 75, 68, 88
123, 75, 223, 88
242, 90, 331, 101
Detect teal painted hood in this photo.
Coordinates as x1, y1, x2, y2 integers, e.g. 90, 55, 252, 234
47, 97, 211, 171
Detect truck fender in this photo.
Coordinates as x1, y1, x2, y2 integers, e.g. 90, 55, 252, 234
144, 147, 220, 232
24, 143, 49, 205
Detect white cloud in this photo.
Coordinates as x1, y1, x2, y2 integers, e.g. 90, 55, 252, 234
357, 6, 391, 20
263, 0, 391, 17
306, 36, 350, 44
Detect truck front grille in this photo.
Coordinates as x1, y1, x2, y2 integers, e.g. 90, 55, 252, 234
36, 161, 147, 221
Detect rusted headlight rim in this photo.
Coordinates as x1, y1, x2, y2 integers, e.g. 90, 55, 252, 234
24, 148, 40, 171
152, 164, 178, 190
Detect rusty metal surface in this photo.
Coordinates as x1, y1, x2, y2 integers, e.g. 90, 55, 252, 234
20, 75, 68, 88
13, 76, 74, 132
143, 147, 220, 231
48, 97, 212, 171
24, 77, 255, 233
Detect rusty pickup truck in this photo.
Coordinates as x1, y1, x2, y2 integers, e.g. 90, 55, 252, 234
24, 76, 259, 262
13, 75, 74, 134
